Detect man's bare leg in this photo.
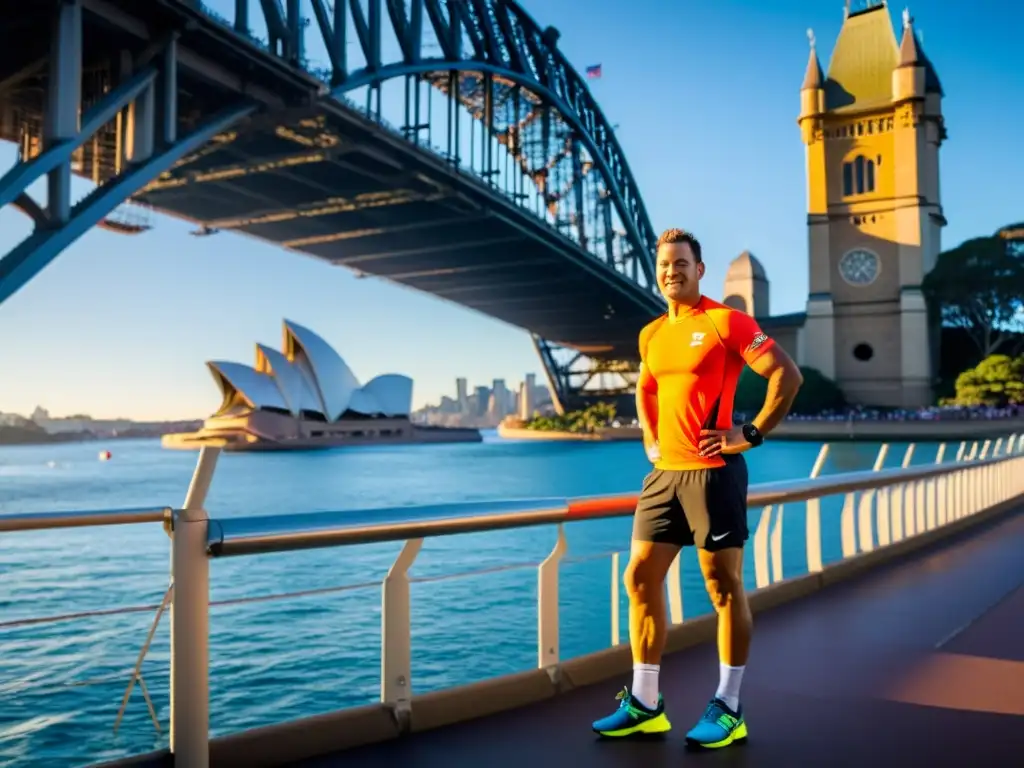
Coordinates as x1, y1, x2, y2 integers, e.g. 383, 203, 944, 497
625, 539, 680, 669
697, 546, 752, 711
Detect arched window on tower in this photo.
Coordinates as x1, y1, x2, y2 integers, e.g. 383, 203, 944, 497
842, 154, 877, 197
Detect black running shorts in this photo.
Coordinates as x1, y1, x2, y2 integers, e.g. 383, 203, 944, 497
631, 454, 750, 551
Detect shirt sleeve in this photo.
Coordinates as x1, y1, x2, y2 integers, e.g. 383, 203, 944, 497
721, 310, 775, 366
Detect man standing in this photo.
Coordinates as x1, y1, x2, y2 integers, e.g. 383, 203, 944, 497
592, 228, 803, 749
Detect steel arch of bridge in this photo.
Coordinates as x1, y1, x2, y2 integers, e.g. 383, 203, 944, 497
342, 1, 657, 289
215, 0, 660, 298
201, 0, 664, 413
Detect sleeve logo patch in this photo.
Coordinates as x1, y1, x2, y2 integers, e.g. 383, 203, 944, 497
749, 333, 769, 350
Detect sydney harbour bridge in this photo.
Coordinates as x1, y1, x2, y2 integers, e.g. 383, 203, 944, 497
0, 0, 666, 413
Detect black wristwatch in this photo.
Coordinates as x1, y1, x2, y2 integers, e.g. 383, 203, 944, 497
741, 423, 764, 447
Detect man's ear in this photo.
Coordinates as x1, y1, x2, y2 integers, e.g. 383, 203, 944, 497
697, 261, 706, 279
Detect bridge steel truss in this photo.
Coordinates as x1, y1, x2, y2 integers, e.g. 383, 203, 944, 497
0, 0, 260, 306
200, 0, 665, 414
0, 0, 664, 413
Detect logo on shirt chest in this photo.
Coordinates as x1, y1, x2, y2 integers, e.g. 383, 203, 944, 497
689, 331, 706, 347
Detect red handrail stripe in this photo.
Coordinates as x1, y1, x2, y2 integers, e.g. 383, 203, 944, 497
566, 495, 638, 518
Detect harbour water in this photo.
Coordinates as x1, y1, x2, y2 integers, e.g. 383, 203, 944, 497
0, 434, 953, 767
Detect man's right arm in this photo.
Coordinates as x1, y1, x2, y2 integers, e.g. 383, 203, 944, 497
636, 363, 659, 459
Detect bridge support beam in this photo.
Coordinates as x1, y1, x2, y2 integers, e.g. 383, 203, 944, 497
0, 1, 258, 306
532, 334, 640, 418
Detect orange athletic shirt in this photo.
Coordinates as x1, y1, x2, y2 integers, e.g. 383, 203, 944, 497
637, 295, 776, 471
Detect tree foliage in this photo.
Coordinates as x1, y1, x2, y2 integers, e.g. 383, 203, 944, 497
947, 354, 1024, 407
735, 366, 846, 416
923, 235, 1024, 357
996, 221, 1024, 258
525, 401, 617, 433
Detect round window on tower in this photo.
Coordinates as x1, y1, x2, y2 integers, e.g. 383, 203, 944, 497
853, 343, 874, 362
839, 249, 880, 286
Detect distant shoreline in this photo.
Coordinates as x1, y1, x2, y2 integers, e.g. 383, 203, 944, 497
0, 424, 201, 447
498, 418, 1024, 444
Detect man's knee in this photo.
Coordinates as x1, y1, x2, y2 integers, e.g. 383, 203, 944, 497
624, 543, 676, 601
701, 551, 744, 609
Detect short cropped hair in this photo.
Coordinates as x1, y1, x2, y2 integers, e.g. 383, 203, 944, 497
656, 228, 702, 263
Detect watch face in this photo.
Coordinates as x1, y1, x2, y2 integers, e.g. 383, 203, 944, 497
839, 249, 880, 286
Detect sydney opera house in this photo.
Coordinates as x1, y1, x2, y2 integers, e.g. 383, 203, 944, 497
162, 319, 481, 451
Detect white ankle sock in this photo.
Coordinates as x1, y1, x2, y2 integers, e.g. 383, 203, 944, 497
631, 663, 660, 710
715, 663, 745, 712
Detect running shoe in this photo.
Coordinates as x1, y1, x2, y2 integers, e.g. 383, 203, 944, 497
684, 697, 747, 749
591, 687, 671, 737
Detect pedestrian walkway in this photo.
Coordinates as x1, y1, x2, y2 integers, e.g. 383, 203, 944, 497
300, 508, 1024, 767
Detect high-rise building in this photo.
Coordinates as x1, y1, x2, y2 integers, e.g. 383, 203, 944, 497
456, 377, 468, 413
519, 373, 537, 419
490, 379, 509, 418
474, 385, 489, 416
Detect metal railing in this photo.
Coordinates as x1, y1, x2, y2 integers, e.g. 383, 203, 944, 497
3, 435, 1023, 767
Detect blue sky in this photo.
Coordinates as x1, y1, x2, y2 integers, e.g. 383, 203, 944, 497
0, 0, 1020, 420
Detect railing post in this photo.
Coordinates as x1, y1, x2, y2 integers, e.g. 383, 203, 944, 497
610, 552, 621, 646
170, 445, 220, 768
967, 461, 977, 514
666, 552, 684, 624
753, 505, 773, 588
538, 524, 567, 672
856, 490, 875, 553
893, 444, 914, 541
914, 474, 926, 535
770, 503, 784, 582
954, 442, 969, 519
871, 444, 891, 547
804, 443, 829, 574
839, 492, 856, 558
932, 443, 946, 527
809, 443, 830, 478
381, 538, 423, 728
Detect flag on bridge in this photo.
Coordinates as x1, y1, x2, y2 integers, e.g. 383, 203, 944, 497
585, 64, 602, 79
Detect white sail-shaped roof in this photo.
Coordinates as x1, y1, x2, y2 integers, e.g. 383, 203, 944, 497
206, 320, 414, 423
361, 374, 413, 416
283, 319, 360, 421
208, 361, 290, 415
255, 344, 325, 417
346, 389, 382, 415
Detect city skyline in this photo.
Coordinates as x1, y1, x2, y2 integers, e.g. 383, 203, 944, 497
0, 370, 550, 423
413, 373, 552, 428
0, 0, 1020, 420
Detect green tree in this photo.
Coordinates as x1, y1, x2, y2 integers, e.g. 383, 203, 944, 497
949, 354, 1024, 407
735, 366, 845, 416
525, 402, 617, 433
923, 236, 1024, 357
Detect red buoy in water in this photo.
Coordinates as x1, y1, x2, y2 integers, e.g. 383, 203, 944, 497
99, 450, 112, 461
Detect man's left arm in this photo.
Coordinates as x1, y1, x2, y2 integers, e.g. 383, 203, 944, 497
745, 345, 804, 436
698, 314, 803, 457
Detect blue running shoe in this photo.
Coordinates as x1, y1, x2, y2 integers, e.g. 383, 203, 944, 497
684, 697, 747, 749
592, 687, 671, 737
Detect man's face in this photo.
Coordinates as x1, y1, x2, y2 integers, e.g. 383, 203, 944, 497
656, 241, 704, 302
